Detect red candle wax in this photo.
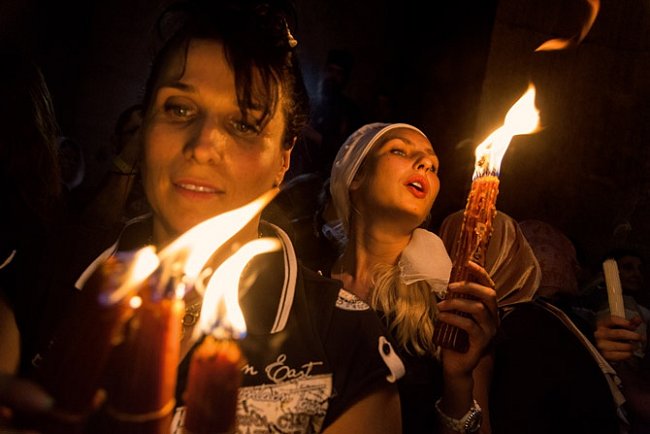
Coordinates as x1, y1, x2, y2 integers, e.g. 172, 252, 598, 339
105, 282, 184, 434
433, 175, 499, 352
183, 336, 245, 434
34, 255, 135, 433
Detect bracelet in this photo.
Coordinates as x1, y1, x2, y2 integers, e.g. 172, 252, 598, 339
435, 398, 482, 433
112, 155, 137, 175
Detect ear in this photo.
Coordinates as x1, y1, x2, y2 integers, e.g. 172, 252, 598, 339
349, 166, 366, 192
273, 145, 292, 187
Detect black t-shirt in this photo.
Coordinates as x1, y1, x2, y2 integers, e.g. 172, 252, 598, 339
490, 300, 620, 434
171, 223, 401, 433
34, 217, 400, 433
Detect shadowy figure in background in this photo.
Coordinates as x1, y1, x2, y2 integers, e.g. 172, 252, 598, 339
518, 219, 594, 336
304, 49, 365, 178
57, 136, 86, 194
592, 247, 650, 434
266, 172, 342, 272
80, 104, 148, 226
439, 211, 626, 434
0, 47, 61, 423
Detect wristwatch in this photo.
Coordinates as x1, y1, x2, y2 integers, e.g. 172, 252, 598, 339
435, 398, 482, 433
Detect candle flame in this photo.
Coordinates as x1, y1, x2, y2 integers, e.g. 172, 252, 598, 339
536, 0, 600, 51
158, 188, 279, 285
105, 246, 160, 305
196, 238, 282, 340
473, 84, 540, 179
129, 295, 143, 309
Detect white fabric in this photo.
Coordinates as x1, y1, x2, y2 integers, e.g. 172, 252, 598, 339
398, 228, 452, 296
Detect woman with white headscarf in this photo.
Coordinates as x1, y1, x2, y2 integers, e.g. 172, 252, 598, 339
329, 123, 498, 434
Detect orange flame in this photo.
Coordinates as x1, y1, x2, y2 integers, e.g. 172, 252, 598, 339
105, 188, 278, 305
473, 84, 540, 179
106, 246, 160, 305
158, 188, 279, 285
196, 238, 281, 339
536, 0, 600, 51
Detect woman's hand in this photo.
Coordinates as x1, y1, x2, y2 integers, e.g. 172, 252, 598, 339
437, 261, 498, 379
594, 314, 644, 362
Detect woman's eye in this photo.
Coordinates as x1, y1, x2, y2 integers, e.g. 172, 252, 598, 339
231, 119, 260, 135
163, 102, 196, 120
390, 149, 407, 157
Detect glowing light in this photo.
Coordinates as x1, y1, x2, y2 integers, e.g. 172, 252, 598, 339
473, 84, 540, 178
158, 188, 279, 285
107, 246, 160, 304
195, 238, 282, 340
129, 296, 143, 309
536, 0, 600, 51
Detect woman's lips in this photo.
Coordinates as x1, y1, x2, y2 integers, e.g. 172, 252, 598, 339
173, 180, 223, 199
404, 174, 429, 199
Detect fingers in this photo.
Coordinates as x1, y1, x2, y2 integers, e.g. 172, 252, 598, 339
437, 288, 498, 348
596, 314, 639, 331
443, 280, 498, 320
464, 261, 495, 289
594, 326, 643, 343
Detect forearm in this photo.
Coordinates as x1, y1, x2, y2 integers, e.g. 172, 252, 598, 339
322, 384, 402, 434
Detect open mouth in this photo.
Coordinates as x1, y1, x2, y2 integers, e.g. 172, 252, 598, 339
407, 181, 424, 193
404, 175, 428, 198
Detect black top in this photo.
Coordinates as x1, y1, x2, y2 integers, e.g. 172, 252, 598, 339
490, 300, 620, 434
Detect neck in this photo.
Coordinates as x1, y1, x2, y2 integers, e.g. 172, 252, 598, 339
335, 218, 412, 301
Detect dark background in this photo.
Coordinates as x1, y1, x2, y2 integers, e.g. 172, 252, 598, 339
2, 0, 650, 275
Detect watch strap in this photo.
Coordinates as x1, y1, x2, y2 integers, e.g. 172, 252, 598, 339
434, 398, 482, 433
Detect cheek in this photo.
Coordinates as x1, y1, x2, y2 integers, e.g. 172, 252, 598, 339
430, 176, 441, 201
142, 128, 175, 194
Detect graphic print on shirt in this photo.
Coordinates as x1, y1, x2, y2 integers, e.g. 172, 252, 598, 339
171, 353, 333, 433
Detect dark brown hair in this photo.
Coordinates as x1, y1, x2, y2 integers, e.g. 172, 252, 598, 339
142, 0, 309, 150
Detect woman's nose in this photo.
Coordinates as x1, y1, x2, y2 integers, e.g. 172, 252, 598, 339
183, 118, 223, 164
414, 154, 434, 172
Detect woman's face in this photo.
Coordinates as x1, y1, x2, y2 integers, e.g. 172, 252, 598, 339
352, 128, 440, 227
141, 39, 291, 244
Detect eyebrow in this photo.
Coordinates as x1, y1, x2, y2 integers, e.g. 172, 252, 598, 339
394, 136, 437, 157
159, 81, 196, 93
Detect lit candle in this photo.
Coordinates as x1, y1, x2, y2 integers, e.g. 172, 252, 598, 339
104, 274, 184, 434
434, 84, 540, 352
183, 336, 245, 434
603, 259, 626, 318
182, 238, 280, 434
33, 252, 144, 431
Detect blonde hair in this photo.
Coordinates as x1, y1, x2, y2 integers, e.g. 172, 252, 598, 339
370, 262, 438, 356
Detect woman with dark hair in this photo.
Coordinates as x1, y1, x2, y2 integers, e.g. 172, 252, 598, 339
13, 2, 402, 433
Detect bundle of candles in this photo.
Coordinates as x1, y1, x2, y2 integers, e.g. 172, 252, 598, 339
433, 84, 540, 352
32, 189, 279, 434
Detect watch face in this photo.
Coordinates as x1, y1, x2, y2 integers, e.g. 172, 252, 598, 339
464, 409, 483, 433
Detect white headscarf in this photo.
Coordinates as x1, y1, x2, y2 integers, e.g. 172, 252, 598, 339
330, 122, 427, 233
329, 122, 452, 292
